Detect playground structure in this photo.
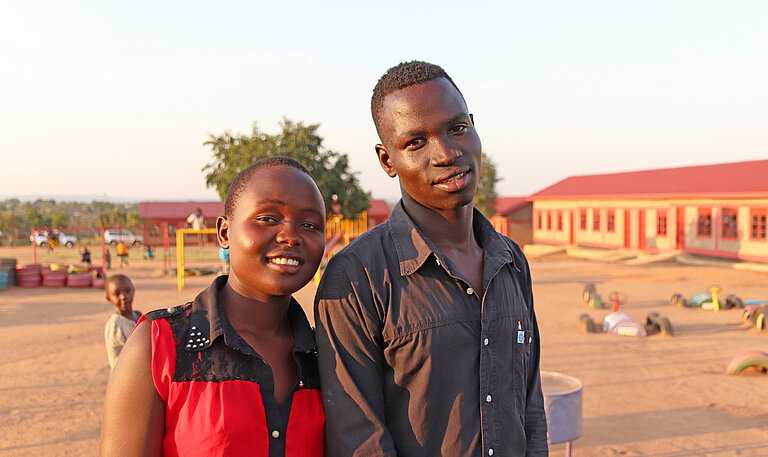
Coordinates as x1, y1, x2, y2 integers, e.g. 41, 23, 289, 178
579, 289, 673, 337
671, 285, 745, 311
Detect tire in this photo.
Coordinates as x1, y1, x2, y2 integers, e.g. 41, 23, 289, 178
671, 293, 684, 306
109, 240, 118, 246
645, 313, 673, 336
583, 290, 592, 303
726, 350, 768, 375
132, 240, 143, 246
726, 294, 744, 309
578, 314, 598, 333
64, 241, 73, 247
39, 241, 47, 247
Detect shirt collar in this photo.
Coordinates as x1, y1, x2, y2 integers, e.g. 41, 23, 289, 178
387, 200, 516, 277
184, 275, 316, 354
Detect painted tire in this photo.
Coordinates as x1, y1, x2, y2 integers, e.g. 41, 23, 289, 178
725, 294, 744, 309
726, 351, 768, 375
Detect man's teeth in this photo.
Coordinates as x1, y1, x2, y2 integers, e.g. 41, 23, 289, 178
270, 258, 299, 266
441, 171, 466, 183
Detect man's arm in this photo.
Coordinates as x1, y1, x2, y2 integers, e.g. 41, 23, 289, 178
314, 256, 398, 457
521, 255, 549, 456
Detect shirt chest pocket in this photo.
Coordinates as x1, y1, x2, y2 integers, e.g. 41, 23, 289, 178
506, 315, 533, 410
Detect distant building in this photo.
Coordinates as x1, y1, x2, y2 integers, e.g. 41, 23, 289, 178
528, 159, 768, 263
367, 199, 392, 226
491, 197, 533, 246
139, 201, 224, 245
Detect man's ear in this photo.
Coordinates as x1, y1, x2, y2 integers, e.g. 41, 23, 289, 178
375, 144, 397, 178
216, 216, 230, 249
469, 113, 475, 125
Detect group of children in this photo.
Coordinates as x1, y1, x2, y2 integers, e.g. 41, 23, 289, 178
99, 60, 547, 457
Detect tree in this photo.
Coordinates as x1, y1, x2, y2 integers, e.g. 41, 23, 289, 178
203, 118, 370, 218
474, 151, 501, 218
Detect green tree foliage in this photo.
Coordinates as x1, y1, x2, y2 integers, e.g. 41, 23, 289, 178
0, 210, 23, 236
474, 151, 501, 218
203, 118, 370, 218
0, 199, 141, 234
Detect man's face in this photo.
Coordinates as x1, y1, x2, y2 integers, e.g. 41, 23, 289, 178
375, 77, 482, 213
217, 167, 326, 302
106, 279, 135, 315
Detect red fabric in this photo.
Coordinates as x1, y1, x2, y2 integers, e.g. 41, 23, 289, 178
148, 318, 323, 457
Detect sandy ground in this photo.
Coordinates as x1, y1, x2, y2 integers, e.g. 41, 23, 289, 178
1, 245, 767, 456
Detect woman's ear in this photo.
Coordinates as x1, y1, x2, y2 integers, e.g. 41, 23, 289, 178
216, 216, 230, 249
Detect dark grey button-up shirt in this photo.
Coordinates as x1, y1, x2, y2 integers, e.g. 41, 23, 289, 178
315, 202, 548, 457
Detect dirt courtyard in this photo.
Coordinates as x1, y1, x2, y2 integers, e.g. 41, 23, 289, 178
1, 245, 767, 456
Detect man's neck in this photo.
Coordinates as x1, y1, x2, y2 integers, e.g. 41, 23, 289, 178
400, 194, 477, 253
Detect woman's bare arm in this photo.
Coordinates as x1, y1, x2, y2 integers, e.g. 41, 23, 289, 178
99, 320, 165, 457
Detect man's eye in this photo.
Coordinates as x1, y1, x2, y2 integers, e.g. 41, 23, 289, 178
450, 124, 467, 134
256, 216, 278, 223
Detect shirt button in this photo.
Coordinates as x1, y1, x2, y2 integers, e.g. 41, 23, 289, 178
483, 338, 489, 346
271, 430, 280, 439
488, 449, 494, 456
466, 287, 474, 295
486, 394, 492, 403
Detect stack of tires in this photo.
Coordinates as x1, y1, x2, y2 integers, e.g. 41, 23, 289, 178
67, 273, 93, 288
0, 258, 16, 285
41, 268, 68, 287
0, 268, 9, 290
16, 264, 42, 287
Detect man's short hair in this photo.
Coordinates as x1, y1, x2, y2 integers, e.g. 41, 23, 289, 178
224, 156, 316, 218
371, 60, 464, 136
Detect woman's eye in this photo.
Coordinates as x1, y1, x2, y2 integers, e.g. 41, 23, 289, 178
404, 138, 425, 149
301, 222, 320, 230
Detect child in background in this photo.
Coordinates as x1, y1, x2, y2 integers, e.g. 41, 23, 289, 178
100, 157, 326, 456
103, 274, 141, 370
115, 241, 128, 268
80, 246, 91, 266
104, 248, 111, 270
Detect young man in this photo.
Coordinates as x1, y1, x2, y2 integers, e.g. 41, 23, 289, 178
315, 61, 548, 457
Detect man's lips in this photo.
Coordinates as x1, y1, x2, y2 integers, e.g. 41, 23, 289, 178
433, 169, 471, 191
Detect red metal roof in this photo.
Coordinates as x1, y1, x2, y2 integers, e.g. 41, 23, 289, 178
368, 199, 391, 218
529, 159, 768, 200
139, 201, 225, 220
495, 196, 530, 216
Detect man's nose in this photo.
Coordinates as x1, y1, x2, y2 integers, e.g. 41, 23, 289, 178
430, 137, 462, 166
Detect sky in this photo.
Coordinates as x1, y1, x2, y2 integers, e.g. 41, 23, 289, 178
1, 1, 766, 203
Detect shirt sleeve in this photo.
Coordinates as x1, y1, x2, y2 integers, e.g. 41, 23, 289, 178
104, 317, 127, 369
314, 254, 398, 457
520, 252, 549, 456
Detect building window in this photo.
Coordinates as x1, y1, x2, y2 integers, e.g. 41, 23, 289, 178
580, 210, 587, 230
722, 208, 738, 239
537, 212, 542, 230
606, 210, 615, 232
593, 210, 601, 231
657, 212, 667, 236
697, 208, 712, 237
751, 209, 767, 240
557, 212, 563, 231
546, 212, 552, 230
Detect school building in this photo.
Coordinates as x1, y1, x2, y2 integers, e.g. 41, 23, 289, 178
528, 159, 768, 263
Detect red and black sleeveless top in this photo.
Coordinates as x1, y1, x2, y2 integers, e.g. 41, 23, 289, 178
141, 276, 324, 457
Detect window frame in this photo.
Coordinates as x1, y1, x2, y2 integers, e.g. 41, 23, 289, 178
593, 210, 601, 232
697, 208, 712, 237
750, 208, 767, 241
721, 208, 739, 239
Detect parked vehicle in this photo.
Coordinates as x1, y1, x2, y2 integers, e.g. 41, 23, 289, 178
103, 229, 143, 246
31, 230, 78, 247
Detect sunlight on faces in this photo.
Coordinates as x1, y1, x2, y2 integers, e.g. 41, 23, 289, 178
219, 166, 326, 302
375, 78, 482, 213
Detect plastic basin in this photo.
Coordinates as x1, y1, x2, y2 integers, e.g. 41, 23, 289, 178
541, 370, 583, 444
